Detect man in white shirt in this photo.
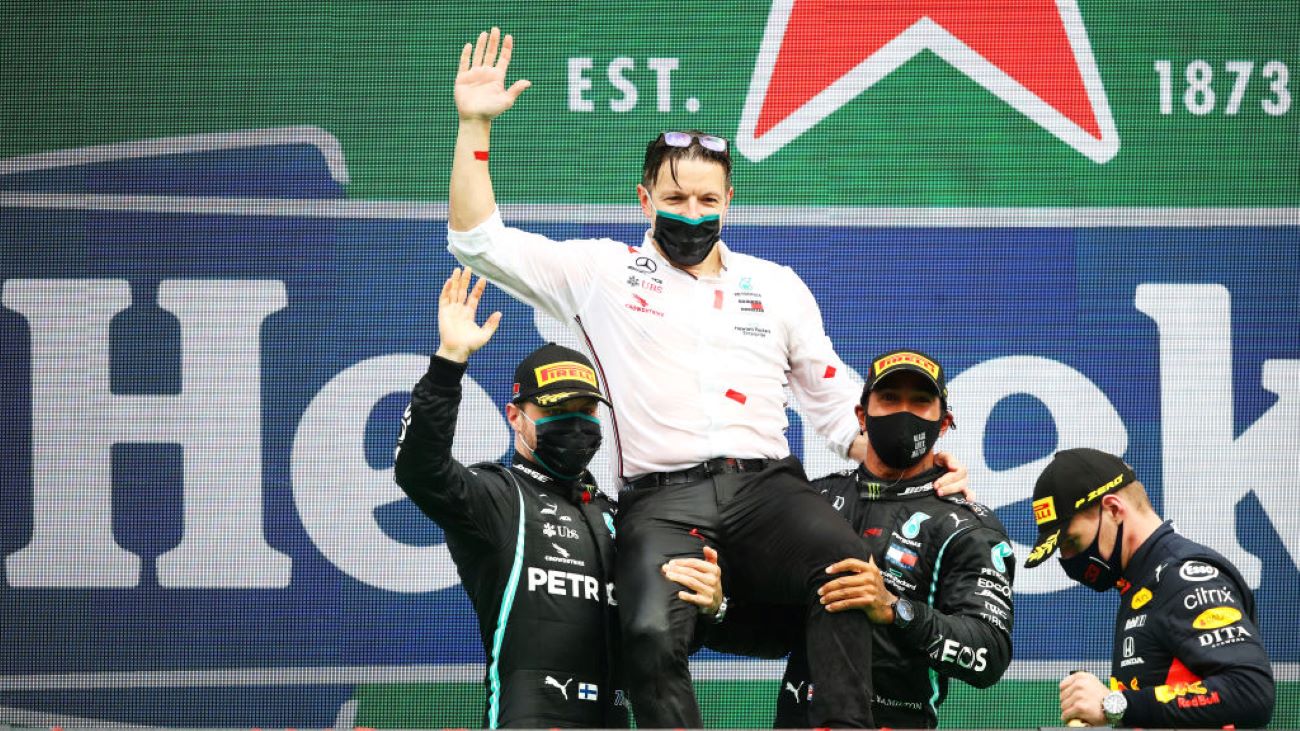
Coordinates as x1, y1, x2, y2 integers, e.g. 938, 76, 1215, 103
444, 27, 965, 728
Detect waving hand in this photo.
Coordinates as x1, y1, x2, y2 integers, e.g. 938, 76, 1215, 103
455, 27, 531, 122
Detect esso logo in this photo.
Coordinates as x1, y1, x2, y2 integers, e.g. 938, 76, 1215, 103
1179, 561, 1220, 582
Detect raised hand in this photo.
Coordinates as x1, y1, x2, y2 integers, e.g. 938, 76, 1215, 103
435, 267, 503, 363
455, 27, 531, 122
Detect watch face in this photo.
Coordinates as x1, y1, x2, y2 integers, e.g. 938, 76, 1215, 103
1103, 691, 1127, 716
896, 599, 914, 622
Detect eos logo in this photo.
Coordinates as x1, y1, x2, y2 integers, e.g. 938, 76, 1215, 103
1179, 561, 1220, 582
939, 639, 988, 672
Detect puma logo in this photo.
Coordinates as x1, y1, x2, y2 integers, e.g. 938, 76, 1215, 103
784, 680, 805, 702
540, 502, 558, 516
545, 675, 573, 700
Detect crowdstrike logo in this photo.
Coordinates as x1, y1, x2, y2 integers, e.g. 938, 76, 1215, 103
738, 0, 1120, 163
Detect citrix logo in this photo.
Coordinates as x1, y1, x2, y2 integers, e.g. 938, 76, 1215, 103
1182, 586, 1234, 611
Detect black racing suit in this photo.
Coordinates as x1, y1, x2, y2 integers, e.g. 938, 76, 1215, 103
394, 355, 628, 728
1107, 521, 1274, 728
774, 466, 1015, 729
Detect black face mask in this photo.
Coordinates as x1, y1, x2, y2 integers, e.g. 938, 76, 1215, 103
1059, 513, 1125, 592
864, 411, 942, 470
525, 412, 602, 481
653, 210, 722, 266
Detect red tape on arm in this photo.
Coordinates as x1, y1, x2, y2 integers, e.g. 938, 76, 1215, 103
473, 150, 489, 161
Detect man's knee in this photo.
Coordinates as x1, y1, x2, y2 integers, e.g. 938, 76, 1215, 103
623, 610, 674, 652
622, 607, 689, 676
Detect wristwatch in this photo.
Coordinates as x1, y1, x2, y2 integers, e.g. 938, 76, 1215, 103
711, 595, 729, 624
1102, 690, 1128, 727
891, 597, 915, 628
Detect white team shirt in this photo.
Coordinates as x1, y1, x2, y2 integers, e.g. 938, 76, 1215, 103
448, 208, 862, 479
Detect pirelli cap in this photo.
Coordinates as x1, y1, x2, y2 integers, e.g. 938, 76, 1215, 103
1024, 448, 1137, 569
862, 349, 947, 401
512, 343, 611, 408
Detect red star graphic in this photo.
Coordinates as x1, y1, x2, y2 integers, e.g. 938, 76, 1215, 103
738, 0, 1119, 163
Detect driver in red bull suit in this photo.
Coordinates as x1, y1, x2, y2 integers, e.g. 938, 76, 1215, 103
393, 269, 725, 728
1025, 448, 1274, 728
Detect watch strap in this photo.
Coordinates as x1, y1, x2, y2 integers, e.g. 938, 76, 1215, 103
710, 595, 729, 624
1102, 690, 1127, 726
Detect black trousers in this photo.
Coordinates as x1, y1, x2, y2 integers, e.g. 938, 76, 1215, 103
615, 456, 874, 728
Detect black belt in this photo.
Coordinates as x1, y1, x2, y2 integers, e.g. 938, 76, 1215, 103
627, 457, 772, 490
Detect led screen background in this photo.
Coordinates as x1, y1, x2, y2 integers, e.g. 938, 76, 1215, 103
1, 2, 1297, 727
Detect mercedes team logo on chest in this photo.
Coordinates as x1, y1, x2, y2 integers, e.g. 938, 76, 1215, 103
737, 0, 1120, 163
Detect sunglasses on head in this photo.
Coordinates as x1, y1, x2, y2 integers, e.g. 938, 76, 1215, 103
659, 131, 728, 153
